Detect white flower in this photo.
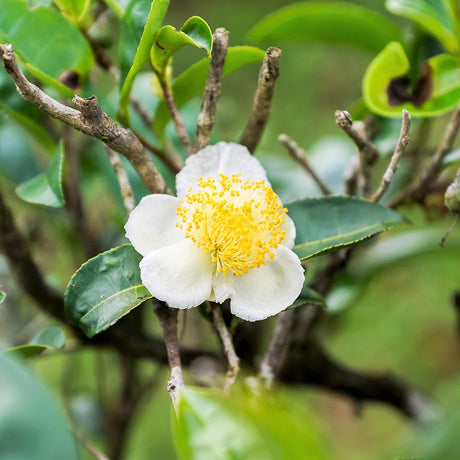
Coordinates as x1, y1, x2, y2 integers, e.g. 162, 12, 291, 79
124, 142, 305, 321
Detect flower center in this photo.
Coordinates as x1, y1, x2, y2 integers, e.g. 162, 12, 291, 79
176, 174, 287, 276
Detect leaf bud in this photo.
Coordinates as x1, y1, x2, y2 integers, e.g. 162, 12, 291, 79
445, 169, 460, 213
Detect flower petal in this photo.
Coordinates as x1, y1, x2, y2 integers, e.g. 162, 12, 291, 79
212, 273, 234, 304
125, 195, 183, 256
140, 239, 213, 309
176, 142, 268, 198
225, 245, 304, 321
281, 215, 296, 249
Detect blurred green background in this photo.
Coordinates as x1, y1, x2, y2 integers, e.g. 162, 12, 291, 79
1, 0, 460, 459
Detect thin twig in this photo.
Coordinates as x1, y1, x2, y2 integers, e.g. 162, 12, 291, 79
452, 292, 460, 339
344, 155, 360, 195
153, 301, 185, 409
130, 97, 153, 128
191, 28, 229, 154
64, 132, 100, 257
391, 100, 460, 207
335, 110, 380, 197
240, 47, 282, 153
372, 109, 411, 202
259, 309, 296, 388
134, 130, 182, 173
439, 213, 458, 247
209, 302, 240, 391
105, 146, 135, 214
0, 43, 169, 195
74, 429, 111, 460
81, 29, 118, 80
159, 79, 191, 153
278, 134, 332, 195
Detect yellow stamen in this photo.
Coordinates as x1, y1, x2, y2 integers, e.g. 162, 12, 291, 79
176, 174, 287, 276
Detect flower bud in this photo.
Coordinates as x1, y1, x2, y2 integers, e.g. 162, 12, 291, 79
445, 169, 460, 213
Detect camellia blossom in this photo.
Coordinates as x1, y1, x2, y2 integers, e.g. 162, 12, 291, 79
125, 142, 305, 321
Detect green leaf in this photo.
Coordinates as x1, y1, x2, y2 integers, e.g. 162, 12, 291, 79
363, 42, 460, 117
118, 0, 170, 124
0, 289, 5, 304
5, 326, 66, 358
119, 0, 151, 90
153, 46, 265, 137
54, 0, 92, 27
247, 2, 403, 53
288, 281, 326, 310
287, 196, 410, 260
64, 243, 152, 338
0, 0, 94, 97
16, 140, 65, 207
0, 354, 79, 460
174, 388, 327, 460
151, 16, 212, 78
386, 0, 459, 55
0, 100, 56, 152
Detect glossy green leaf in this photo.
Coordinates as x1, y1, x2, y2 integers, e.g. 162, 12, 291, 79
64, 243, 152, 338
153, 46, 265, 136
248, 2, 403, 53
16, 140, 65, 207
151, 16, 212, 78
118, 0, 170, 124
0, 354, 79, 460
363, 42, 460, 117
174, 388, 327, 460
5, 326, 66, 358
119, 0, 151, 91
54, 0, 92, 27
0, 0, 94, 96
287, 196, 410, 260
0, 100, 56, 152
386, 0, 459, 55
288, 280, 326, 310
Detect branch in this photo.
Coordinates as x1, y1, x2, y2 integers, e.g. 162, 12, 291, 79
391, 100, 460, 207
130, 97, 152, 128
453, 291, 460, 339
240, 47, 282, 153
152, 301, 185, 408
0, 186, 218, 367
259, 309, 296, 387
209, 302, 240, 391
105, 147, 135, 215
279, 336, 438, 423
372, 109, 411, 202
134, 130, 182, 173
74, 429, 111, 460
159, 78, 191, 154
278, 134, 332, 195
344, 155, 360, 196
0, 189, 69, 323
191, 28, 229, 154
335, 110, 380, 197
0, 43, 169, 195
64, 132, 100, 258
